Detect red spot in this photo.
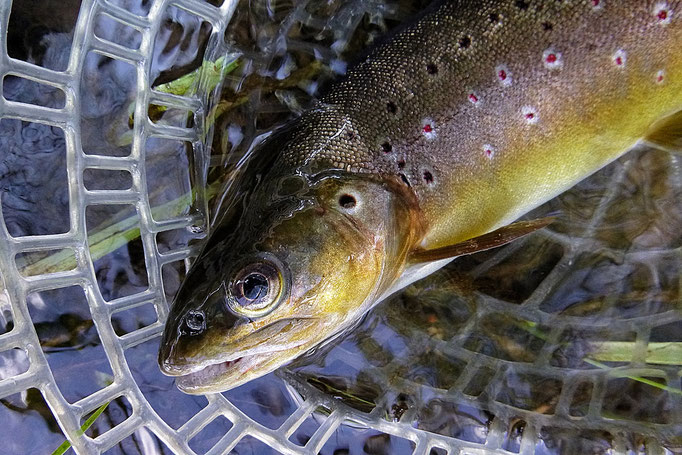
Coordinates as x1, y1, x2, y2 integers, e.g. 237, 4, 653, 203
468, 93, 479, 103
592, 0, 600, 6
525, 113, 535, 120
485, 148, 493, 157
615, 56, 623, 65
423, 124, 433, 133
546, 53, 557, 63
658, 9, 668, 21
498, 70, 507, 81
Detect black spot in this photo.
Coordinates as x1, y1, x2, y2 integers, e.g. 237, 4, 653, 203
459, 35, 471, 49
397, 159, 406, 169
399, 173, 411, 187
381, 142, 392, 153
386, 101, 397, 114
515, 0, 529, 10
489, 12, 500, 23
542, 21, 553, 31
338, 194, 357, 209
426, 63, 438, 75
346, 131, 354, 140
423, 170, 434, 185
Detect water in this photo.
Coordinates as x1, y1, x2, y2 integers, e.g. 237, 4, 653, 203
0, 0, 681, 454
287, 145, 682, 453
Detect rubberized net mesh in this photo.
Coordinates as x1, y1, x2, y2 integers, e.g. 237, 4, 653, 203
0, 0, 680, 453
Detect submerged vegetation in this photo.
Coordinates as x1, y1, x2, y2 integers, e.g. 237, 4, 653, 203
3, 0, 681, 453
51, 402, 110, 455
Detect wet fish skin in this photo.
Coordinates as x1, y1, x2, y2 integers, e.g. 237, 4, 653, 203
313, 0, 682, 248
158, 133, 422, 391
159, 0, 682, 392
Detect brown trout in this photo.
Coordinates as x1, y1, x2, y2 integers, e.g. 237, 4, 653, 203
159, 0, 682, 393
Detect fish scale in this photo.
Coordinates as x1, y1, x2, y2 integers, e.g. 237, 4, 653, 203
159, 0, 682, 393
282, 0, 682, 247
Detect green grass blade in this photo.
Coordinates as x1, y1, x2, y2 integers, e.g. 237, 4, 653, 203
588, 341, 682, 365
118, 57, 241, 147
154, 56, 239, 96
52, 401, 110, 455
18, 181, 223, 277
513, 319, 682, 394
582, 358, 682, 396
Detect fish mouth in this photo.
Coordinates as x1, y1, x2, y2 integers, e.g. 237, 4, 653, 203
159, 317, 317, 373
167, 317, 320, 393
174, 349, 290, 394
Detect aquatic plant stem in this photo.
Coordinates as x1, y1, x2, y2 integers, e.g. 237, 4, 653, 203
19, 182, 222, 276
51, 401, 110, 455
588, 341, 682, 365
582, 358, 682, 396
514, 320, 682, 395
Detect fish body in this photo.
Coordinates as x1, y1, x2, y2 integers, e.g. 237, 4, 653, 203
159, 0, 682, 393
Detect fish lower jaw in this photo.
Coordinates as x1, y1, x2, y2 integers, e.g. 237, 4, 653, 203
175, 356, 248, 392
174, 346, 300, 394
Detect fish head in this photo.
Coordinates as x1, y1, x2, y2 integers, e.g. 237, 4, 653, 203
158, 134, 421, 393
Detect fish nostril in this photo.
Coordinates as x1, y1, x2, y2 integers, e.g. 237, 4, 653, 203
183, 310, 206, 335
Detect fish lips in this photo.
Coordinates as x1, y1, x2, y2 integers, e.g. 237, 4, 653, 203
174, 350, 284, 394
161, 317, 319, 393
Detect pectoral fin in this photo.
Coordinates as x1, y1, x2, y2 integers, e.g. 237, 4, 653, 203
409, 217, 555, 263
644, 109, 682, 152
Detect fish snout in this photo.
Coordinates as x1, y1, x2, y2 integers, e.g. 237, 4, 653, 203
157, 329, 209, 377
157, 341, 185, 376
157, 310, 208, 376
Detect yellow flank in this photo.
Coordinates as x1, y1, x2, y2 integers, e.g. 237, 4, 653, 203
421, 7, 682, 249
431, 79, 682, 248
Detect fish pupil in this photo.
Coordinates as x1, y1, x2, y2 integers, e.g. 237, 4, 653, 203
243, 273, 268, 301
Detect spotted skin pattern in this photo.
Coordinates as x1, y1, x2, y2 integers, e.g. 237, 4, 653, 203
277, 0, 682, 249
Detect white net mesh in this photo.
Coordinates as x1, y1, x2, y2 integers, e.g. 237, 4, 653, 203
0, 0, 680, 454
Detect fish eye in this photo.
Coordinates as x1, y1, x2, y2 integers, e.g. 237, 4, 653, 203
226, 257, 288, 318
